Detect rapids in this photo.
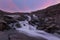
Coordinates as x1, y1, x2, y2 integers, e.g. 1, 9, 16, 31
9, 15, 60, 40
9, 20, 60, 40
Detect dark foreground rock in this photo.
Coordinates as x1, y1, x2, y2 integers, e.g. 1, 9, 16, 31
0, 29, 47, 40
0, 19, 11, 31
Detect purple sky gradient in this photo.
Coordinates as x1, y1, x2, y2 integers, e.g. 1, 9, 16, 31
0, 0, 60, 13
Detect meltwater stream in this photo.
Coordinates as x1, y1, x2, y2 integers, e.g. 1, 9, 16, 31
10, 20, 60, 40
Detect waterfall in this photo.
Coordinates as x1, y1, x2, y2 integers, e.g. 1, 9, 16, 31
8, 15, 60, 40
10, 20, 59, 40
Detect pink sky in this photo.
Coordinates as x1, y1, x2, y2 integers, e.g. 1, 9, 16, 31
0, 0, 60, 13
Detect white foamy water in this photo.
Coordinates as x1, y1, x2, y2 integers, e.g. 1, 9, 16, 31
11, 20, 60, 40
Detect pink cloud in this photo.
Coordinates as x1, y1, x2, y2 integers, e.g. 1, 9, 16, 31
0, 0, 60, 13
0, 0, 20, 12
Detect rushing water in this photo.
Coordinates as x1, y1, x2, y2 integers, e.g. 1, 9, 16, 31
9, 15, 60, 40
9, 20, 59, 40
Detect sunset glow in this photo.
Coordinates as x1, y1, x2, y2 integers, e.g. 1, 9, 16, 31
0, 0, 60, 12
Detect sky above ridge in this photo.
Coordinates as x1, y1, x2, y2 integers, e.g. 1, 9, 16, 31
0, 0, 60, 12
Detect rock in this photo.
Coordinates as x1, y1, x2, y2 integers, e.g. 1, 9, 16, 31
15, 22, 21, 28
0, 31, 8, 40
0, 19, 11, 31
0, 22, 10, 31
3, 16, 17, 24
4, 29, 47, 40
9, 32, 47, 40
17, 15, 28, 21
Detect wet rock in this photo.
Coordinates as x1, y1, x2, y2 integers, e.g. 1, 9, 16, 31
0, 22, 11, 31
17, 15, 28, 21
15, 22, 21, 28
9, 32, 47, 40
17, 17, 26, 21
0, 19, 11, 31
3, 16, 17, 24
57, 31, 60, 34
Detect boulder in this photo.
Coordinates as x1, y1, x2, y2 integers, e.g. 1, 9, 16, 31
3, 16, 17, 24
0, 22, 10, 31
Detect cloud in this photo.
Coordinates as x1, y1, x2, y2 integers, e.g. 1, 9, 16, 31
0, 0, 60, 12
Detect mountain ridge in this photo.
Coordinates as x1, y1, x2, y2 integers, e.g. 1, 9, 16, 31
0, 3, 60, 15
